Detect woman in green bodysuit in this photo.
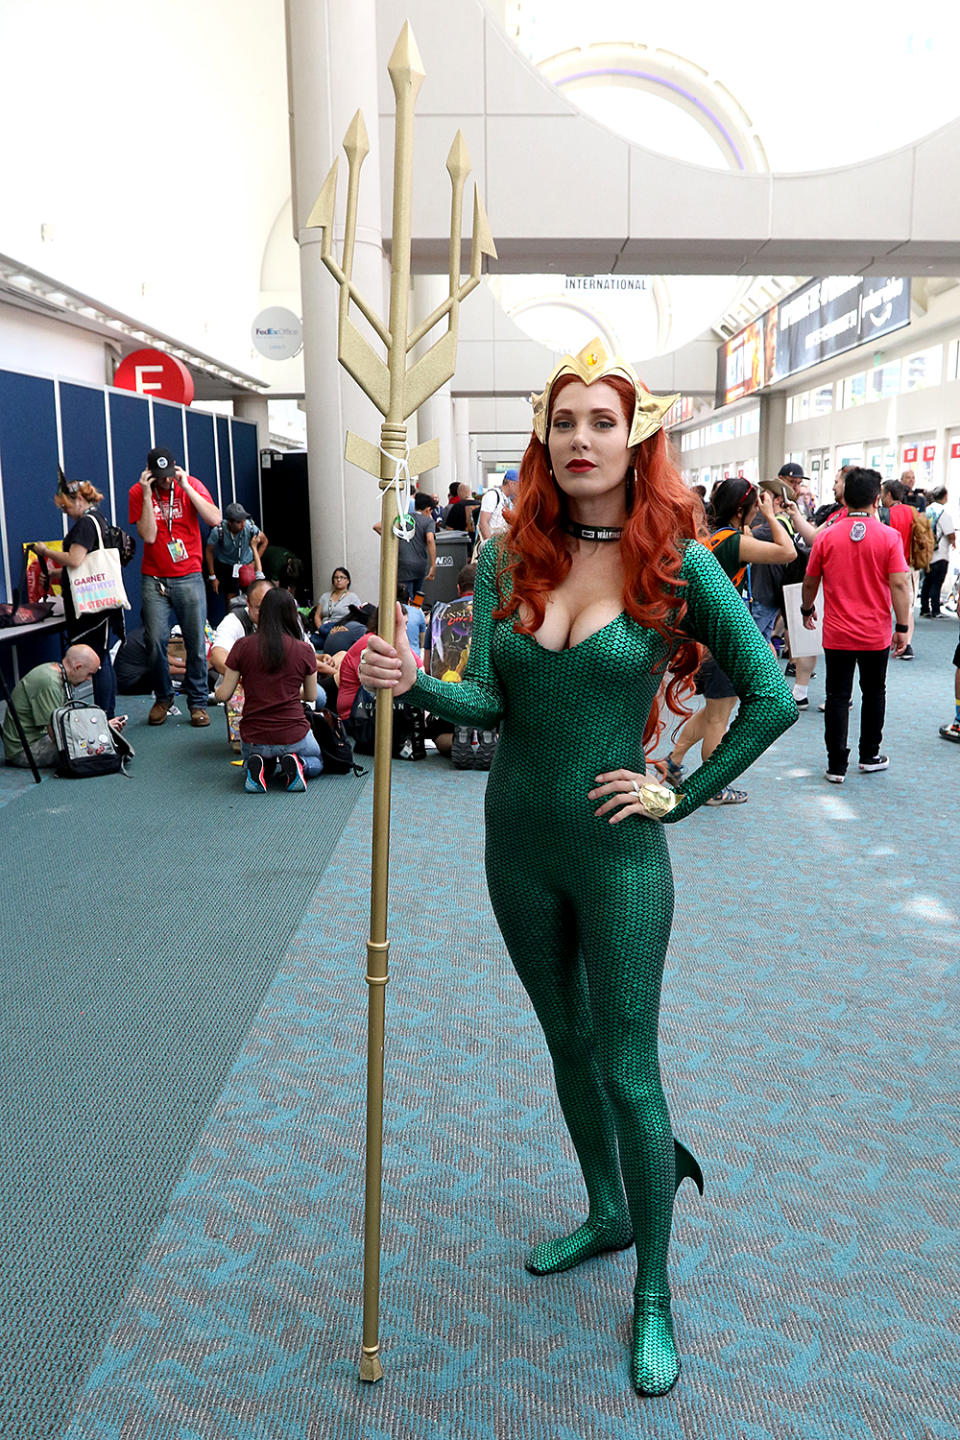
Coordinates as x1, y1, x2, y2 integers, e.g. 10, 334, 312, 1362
361, 340, 797, 1395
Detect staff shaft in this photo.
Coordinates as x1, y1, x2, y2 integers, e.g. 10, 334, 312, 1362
359, 442, 404, 1381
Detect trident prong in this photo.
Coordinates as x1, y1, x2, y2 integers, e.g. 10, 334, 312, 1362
305, 22, 496, 1385
306, 44, 496, 439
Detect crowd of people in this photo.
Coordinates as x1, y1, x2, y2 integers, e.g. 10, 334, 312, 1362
2, 438, 958, 793
0, 446, 504, 787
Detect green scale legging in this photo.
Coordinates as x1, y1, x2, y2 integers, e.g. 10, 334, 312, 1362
409, 538, 797, 1394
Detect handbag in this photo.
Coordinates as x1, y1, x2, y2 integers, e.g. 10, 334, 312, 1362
68, 513, 130, 615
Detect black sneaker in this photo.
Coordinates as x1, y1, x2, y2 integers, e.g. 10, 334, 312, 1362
245, 754, 268, 793
279, 753, 307, 791
794, 697, 809, 710
859, 755, 890, 773
474, 730, 498, 770
899, 645, 915, 660
451, 726, 475, 769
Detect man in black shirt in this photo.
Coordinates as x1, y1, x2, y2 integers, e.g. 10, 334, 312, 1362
441, 482, 477, 533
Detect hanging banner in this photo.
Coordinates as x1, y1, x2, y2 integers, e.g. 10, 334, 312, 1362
715, 277, 911, 407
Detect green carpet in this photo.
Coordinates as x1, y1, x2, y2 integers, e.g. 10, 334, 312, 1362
0, 695, 367, 1439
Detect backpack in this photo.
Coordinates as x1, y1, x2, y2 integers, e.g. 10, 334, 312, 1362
89, 508, 136, 568
104, 521, 136, 567
51, 697, 131, 777
306, 705, 365, 775
473, 487, 503, 558
907, 508, 935, 572
705, 527, 748, 589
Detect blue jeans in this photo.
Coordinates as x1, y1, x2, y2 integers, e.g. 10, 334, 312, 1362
141, 572, 208, 711
240, 730, 323, 778
751, 601, 781, 643
68, 612, 118, 718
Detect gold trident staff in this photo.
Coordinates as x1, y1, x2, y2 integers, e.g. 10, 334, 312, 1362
305, 21, 496, 1383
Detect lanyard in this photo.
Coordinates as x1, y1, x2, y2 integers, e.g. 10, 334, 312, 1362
154, 483, 176, 540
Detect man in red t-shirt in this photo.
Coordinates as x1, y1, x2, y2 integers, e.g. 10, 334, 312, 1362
802, 467, 911, 784
129, 446, 222, 727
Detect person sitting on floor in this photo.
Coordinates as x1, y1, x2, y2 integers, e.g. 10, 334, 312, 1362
213, 586, 325, 792
208, 575, 273, 751
2, 644, 106, 768
114, 627, 187, 695
397, 582, 427, 658
422, 562, 496, 766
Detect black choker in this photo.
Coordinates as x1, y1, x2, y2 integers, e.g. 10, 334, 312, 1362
565, 519, 623, 543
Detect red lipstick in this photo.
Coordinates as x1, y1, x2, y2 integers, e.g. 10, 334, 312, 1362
566, 460, 596, 472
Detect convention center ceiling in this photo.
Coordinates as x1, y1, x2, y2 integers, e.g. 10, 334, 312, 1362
491, 1, 959, 363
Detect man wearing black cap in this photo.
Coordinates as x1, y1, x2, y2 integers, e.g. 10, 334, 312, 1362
204, 501, 268, 604
129, 447, 221, 727
777, 462, 815, 520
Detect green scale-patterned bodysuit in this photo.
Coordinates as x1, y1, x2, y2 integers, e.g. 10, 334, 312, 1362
409, 537, 797, 1393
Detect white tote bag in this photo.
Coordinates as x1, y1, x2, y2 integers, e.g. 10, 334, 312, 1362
68, 513, 130, 616
782, 581, 821, 658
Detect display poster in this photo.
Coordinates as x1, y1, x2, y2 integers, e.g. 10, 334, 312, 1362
715, 277, 911, 407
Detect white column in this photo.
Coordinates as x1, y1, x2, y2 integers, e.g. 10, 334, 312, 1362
233, 396, 270, 456
412, 276, 455, 502
469, 434, 480, 491
453, 396, 471, 489
758, 391, 787, 480
934, 420, 947, 491
285, 0, 386, 603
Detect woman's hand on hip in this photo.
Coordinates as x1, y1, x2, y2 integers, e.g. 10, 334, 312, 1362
360, 602, 418, 697
589, 768, 667, 824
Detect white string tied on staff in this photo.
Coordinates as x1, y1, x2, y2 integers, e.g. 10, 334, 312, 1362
379, 443, 415, 541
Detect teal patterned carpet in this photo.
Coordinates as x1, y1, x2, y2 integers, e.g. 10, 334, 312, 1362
3, 623, 959, 1440
0, 697, 367, 1440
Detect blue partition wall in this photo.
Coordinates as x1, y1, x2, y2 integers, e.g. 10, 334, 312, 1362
0, 371, 60, 597
0, 367, 260, 679
185, 410, 220, 512
231, 420, 260, 522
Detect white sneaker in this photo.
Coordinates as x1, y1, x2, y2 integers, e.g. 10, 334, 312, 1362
824, 770, 845, 784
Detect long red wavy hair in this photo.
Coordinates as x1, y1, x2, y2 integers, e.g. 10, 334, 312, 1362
493, 372, 704, 751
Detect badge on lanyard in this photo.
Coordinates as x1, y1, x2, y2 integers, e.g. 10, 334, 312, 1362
167, 538, 188, 562
850, 521, 867, 542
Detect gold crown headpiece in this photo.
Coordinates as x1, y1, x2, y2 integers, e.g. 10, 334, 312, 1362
530, 338, 678, 449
